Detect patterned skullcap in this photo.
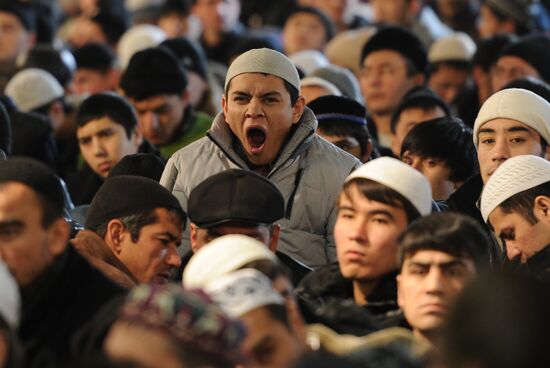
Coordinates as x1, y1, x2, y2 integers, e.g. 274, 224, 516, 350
480, 155, 550, 222
118, 283, 246, 365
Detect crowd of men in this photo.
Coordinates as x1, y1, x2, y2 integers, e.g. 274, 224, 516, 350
1, 0, 550, 367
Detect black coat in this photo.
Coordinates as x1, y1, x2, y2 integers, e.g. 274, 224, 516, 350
295, 263, 398, 336
18, 245, 126, 368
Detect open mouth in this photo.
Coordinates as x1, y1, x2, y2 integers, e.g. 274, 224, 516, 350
246, 127, 267, 154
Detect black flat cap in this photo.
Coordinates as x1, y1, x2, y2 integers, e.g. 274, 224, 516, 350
86, 175, 184, 230
360, 26, 427, 75
0, 157, 64, 211
188, 169, 285, 228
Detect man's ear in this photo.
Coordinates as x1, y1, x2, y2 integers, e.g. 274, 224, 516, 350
292, 96, 306, 124
544, 145, 550, 161
105, 219, 127, 254
534, 195, 550, 220
46, 218, 70, 258
268, 224, 281, 252
190, 223, 201, 253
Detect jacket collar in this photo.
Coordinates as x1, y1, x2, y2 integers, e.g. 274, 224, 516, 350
207, 107, 318, 175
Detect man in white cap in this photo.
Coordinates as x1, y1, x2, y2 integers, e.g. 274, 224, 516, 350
204, 268, 308, 368
480, 155, 550, 282
161, 48, 360, 268
296, 156, 432, 335
446, 88, 550, 225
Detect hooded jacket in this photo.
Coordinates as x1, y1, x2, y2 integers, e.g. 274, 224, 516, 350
161, 108, 361, 267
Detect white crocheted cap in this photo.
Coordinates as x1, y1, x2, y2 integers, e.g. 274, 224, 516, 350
0, 260, 20, 329
345, 157, 433, 216
117, 24, 166, 69
473, 88, 550, 148
182, 234, 278, 289
288, 49, 330, 76
203, 268, 284, 318
428, 32, 476, 63
225, 48, 301, 91
480, 155, 550, 222
5, 68, 64, 112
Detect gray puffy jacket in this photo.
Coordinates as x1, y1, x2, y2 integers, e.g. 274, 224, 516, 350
160, 108, 361, 267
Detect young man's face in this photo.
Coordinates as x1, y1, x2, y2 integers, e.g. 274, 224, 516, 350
0, 11, 34, 64
397, 250, 476, 341
489, 205, 550, 263
282, 12, 328, 55
77, 116, 142, 178
477, 118, 546, 184
401, 152, 456, 201
190, 222, 277, 252
360, 50, 421, 117
335, 184, 409, 281
0, 183, 68, 287
492, 56, 541, 92
391, 106, 446, 156
131, 93, 188, 147
116, 208, 182, 284
222, 73, 305, 166
428, 65, 470, 104
239, 307, 304, 368
192, 0, 240, 33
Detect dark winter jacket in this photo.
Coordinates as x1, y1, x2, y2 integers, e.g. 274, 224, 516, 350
295, 263, 399, 336
19, 245, 125, 367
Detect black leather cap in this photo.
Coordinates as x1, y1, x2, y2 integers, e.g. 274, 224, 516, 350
188, 169, 285, 228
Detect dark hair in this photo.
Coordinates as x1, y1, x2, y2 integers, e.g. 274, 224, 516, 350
443, 272, 550, 368
160, 0, 192, 17
36, 191, 64, 228
398, 212, 491, 270
472, 33, 516, 72
341, 178, 421, 224
76, 93, 138, 138
390, 87, 450, 134
95, 208, 185, 241
22, 45, 73, 88
225, 77, 299, 106
497, 181, 550, 225
428, 60, 471, 75
73, 43, 116, 73
400, 116, 477, 182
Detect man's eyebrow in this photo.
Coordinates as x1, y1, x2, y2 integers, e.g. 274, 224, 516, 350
478, 127, 495, 134
259, 91, 282, 98
408, 259, 467, 268
367, 209, 395, 220
154, 231, 179, 241
0, 220, 24, 231
506, 126, 531, 133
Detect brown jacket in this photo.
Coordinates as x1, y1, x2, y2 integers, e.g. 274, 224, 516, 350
71, 230, 138, 289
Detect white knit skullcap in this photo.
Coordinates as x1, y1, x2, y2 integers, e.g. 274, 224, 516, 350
225, 48, 301, 92
289, 50, 330, 76
117, 24, 166, 70
300, 77, 342, 96
203, 268, 284, 318
473, 88, 550, 148
5, 68, 64, 112
345, 157, 432, 216
183, 234, 278, 289
428, 32, 476, 63
0, 260, 20, 329
480, 155, 550, 222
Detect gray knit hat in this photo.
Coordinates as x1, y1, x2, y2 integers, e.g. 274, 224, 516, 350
224, 48, 300, 92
